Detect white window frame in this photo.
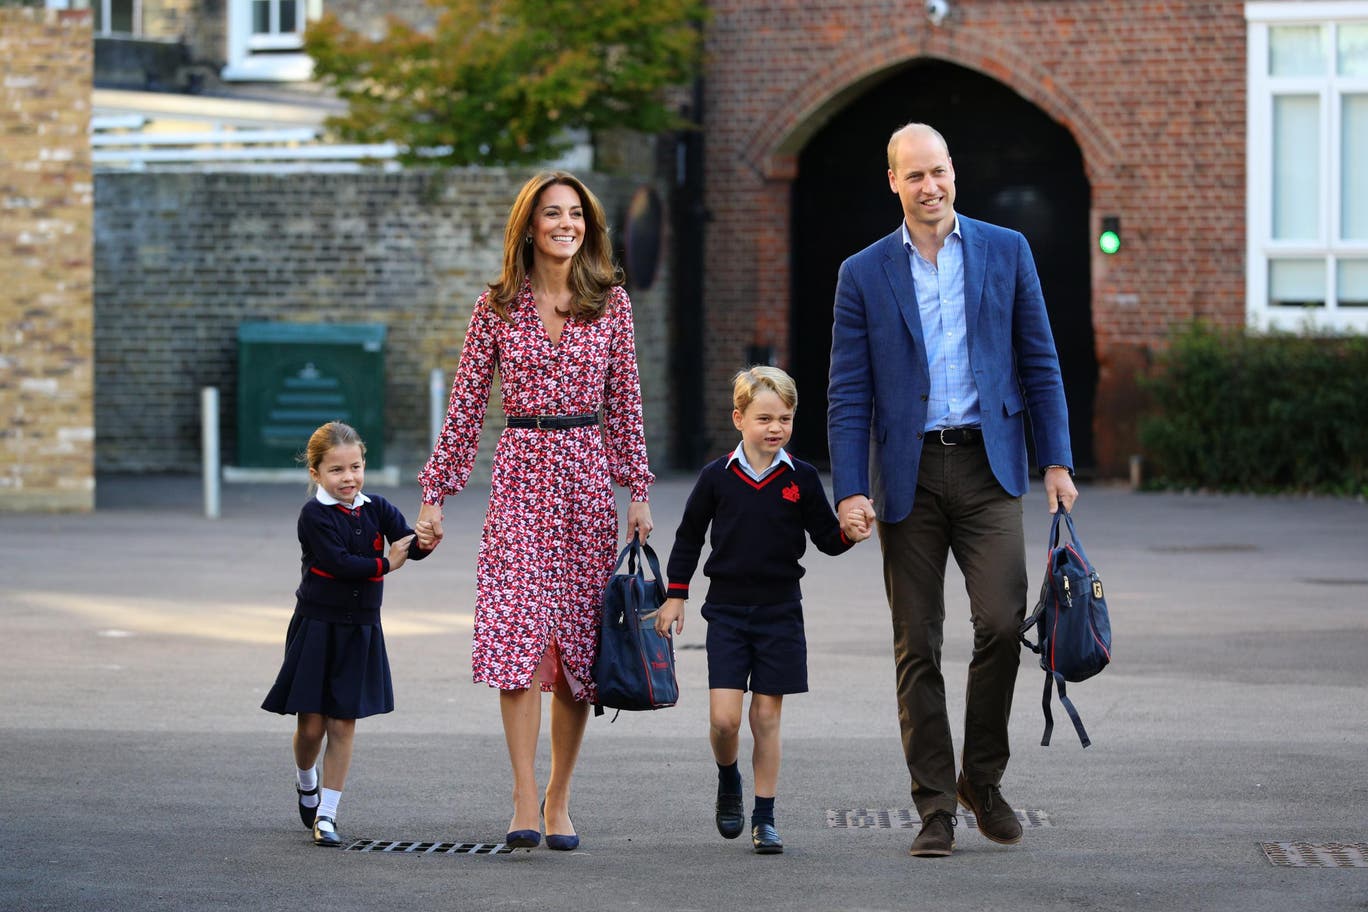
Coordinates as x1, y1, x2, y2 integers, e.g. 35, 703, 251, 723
223, 0, 322, 82
45, 0, 141, 37
1246, 2, 1368, 332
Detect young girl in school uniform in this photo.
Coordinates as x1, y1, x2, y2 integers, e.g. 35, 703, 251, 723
261, 421, 430, 847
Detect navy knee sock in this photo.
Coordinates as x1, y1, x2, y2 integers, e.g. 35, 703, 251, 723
752, 795, 775, 827
717, 761, 742, 796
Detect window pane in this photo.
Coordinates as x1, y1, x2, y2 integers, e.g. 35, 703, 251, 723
92, 0, 102, 31
1339, 24, 1368, 77
1269, 260, 1326, 308
1270, 25, 1325, 77
1339, 260, 1368, 307
109, 0, 132, 33
280, 0, 298, 33
252, 0, 270, 34
1344, 94, 1368, 241
1273, 95, 1320, 241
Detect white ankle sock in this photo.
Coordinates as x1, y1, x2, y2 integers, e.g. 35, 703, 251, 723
318, 788, 341, 821
296, 767, 319, 806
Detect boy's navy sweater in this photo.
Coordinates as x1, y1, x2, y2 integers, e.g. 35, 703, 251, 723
294, 494, 429, 626
666, 453, 852, 606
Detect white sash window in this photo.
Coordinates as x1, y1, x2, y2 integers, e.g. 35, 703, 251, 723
223, 0, 322, 81
1247, 2, 1368, 330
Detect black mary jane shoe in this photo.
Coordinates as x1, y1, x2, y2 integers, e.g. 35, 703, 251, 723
751, 822, 784, 855
297, 783, 320, 828
715, 793, 745, 840
312, 815, 343, 848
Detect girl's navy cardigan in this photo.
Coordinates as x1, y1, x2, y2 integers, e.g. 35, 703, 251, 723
293, 495, 428, 625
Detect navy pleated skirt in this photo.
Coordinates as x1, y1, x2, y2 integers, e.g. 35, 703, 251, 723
260, 611, 394, 719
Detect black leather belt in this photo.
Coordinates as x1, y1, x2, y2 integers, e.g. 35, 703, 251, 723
925, 426, 982, 446
506, 413, 599, 430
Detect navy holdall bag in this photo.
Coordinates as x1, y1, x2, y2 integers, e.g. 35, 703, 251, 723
1018, 508, 1112, 747
593, 535, 678, 717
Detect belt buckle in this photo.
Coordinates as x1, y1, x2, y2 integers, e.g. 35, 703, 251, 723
939, 428, 957, 446
535, 416, 544, 431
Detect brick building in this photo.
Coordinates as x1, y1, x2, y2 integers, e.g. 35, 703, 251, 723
692, 0, 1368, 475
0, 8, 94, 512
9, 0, 1366, 514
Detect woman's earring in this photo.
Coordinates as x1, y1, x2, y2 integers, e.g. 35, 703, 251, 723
524, 234, 532, 244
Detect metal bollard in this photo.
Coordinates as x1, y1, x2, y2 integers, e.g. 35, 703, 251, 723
202, 387, 221, 519
429, 367, 447, 448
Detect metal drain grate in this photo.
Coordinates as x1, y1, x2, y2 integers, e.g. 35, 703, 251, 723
826, 808, 1053, 829
344, 840, 514, 855
676, 643, 705, 650
1260, 842, 1368, 867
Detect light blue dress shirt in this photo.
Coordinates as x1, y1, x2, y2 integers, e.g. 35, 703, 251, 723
902, 219, 980, 432
727, 442, 794, 482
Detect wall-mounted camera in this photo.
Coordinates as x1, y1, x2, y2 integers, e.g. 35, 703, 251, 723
925, 0, 949, 26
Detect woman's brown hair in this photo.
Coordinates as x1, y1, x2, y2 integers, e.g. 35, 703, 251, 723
487, 171, 624, 323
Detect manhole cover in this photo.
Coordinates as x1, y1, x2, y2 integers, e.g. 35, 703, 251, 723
344, 840, 514, 855
826, 808, 1052, 829
677, 643, 705, 650
1260, 842, 1368, 867
1147, 543, 1259, 554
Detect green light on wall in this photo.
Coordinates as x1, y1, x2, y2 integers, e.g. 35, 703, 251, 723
1099, 216, 1121, 255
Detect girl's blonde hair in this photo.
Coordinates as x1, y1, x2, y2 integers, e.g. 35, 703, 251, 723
487, 171, 623, 323
732, 365, 798, 413
301, 421, 366, 494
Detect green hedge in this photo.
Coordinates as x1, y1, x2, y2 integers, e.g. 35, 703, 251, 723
1139, 323, 1368, 495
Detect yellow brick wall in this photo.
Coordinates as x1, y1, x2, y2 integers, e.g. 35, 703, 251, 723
0, 9, 95, 512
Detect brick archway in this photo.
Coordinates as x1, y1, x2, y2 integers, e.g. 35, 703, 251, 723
744, 35, 1120, 188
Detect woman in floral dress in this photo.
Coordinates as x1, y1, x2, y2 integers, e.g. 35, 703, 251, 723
415, 172, 654, 849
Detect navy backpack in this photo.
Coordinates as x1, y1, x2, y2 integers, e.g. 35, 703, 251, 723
1018, 508, 1112, 747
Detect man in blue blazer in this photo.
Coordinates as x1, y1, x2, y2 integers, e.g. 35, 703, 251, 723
827, 123, 1078, 858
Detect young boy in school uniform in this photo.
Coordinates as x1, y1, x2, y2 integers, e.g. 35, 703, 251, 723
654, 366, 870, 854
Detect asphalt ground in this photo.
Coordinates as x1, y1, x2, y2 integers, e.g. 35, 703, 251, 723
2, 474, 1366, 911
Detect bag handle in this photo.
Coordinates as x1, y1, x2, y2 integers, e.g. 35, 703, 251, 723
1049, 507, 1095, 571
610, 534, 667, 605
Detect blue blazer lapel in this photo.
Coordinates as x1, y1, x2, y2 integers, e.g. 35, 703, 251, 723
878, 229, 928, 363
960, 216, 988, 348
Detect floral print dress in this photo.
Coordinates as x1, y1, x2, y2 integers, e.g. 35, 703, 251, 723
419, 280, 653, 700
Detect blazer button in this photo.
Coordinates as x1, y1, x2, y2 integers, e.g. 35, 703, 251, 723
354, 529, 361, 535
920, 394, 928, 401
352, 590, 359, 597
916, 431, 924, 439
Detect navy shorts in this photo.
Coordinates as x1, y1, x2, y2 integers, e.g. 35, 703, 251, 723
701, 599, 808, 695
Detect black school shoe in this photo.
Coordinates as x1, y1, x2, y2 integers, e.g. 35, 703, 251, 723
715, 793, 745, 839
313, 815, 342, 847
751, 822, 784, 854
297, 783, 320, 828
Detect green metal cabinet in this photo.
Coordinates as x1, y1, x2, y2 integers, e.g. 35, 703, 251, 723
236, 322, 386, 469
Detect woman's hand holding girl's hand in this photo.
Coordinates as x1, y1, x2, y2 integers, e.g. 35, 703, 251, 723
388, 534, 414, 571
415, 503, 444, 550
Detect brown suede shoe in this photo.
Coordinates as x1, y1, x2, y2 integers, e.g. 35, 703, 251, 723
908, 810, 957, 857
955, 773, 1023, 845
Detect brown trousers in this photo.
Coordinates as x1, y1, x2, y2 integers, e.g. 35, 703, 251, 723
877, 438, 1027, 818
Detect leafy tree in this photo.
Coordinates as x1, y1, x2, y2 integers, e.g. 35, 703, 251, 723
305, 0, 707, 166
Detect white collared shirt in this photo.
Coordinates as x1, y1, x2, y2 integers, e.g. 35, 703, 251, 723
314, 488, 372, 509
726, 442, 794, 483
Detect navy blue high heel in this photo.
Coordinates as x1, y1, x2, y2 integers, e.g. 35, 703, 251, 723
504, 829, 540, 849
541, 799, 580, 851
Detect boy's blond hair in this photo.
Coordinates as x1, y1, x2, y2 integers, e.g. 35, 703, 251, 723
732, 365, 798, 413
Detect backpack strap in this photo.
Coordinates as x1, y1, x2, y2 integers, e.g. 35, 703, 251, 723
1042, 670, 1091, 748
